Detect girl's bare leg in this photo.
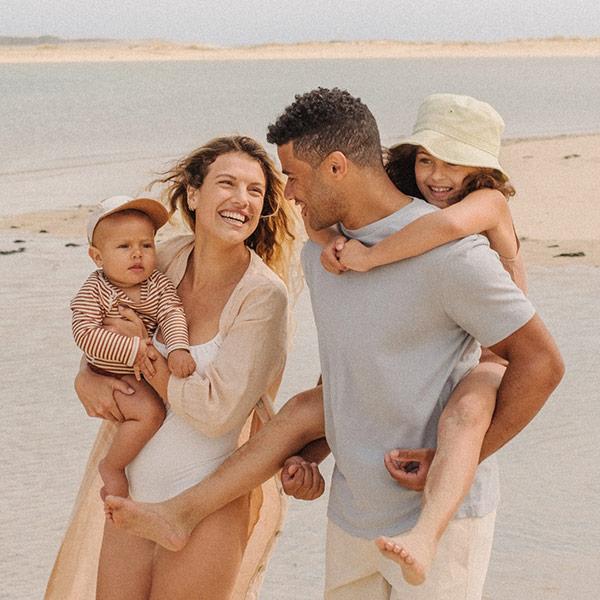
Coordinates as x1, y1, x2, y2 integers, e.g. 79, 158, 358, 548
150, 495, 250, 600
96, 520, 155, 600
105, 385, 325, 551
99, 376, 165, 499
376, 362, 505, 585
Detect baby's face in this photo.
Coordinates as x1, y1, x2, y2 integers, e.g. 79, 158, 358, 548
89, 211, 157, 288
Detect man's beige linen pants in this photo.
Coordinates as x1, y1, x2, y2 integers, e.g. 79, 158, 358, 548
325, 511, 496, 600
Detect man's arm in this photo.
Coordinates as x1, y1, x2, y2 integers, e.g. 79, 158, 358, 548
481, 313, 564, 460
386, 314, 563, 489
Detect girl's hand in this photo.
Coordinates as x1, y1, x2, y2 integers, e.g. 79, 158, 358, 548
320, 236, 348, 274
338, 239, 375, 272
75, 360, 134, 422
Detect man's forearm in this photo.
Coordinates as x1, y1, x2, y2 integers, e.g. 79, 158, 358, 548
480, 335, 564, 461
298, 437, 331, 464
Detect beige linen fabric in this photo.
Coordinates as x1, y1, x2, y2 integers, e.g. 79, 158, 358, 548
46, 235, 288, 600
325, 511, 496, 600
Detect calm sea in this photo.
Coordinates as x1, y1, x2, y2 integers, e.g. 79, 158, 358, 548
1, 57, 599, 215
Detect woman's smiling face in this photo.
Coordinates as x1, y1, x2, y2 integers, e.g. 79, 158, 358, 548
188, 152, 266, 244
414, 148, 478, 208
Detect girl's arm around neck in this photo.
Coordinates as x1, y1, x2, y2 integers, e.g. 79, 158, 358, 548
342, 189, 510, 272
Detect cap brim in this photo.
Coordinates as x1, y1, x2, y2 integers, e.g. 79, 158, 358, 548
393, 130, 508, 177
87, 198, 169, 243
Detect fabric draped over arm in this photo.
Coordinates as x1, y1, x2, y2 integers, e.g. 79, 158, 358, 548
168, 282, 288, 437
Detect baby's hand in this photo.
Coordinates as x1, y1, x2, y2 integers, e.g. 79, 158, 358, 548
168, 349, 196, 378
338, 239, 374, 272
320, 236, 348, 274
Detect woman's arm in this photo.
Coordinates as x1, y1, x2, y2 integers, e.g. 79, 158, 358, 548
138, 283, 288, 438
74, 356, 134, 422
167, 284, 288, 437
339, 189, 509, 272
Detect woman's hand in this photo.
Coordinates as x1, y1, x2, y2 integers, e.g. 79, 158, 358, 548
74, 359, 134, 422
105, 306, 155, 379
103, 304, 149, 339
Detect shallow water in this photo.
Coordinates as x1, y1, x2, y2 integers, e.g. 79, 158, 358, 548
2, 57, 600, 215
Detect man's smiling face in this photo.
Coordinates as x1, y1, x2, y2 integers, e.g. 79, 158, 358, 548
277, 142, 341, 231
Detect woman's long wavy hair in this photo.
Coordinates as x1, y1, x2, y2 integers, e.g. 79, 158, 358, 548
153, 136, 301, 288
385, 143, 516, 204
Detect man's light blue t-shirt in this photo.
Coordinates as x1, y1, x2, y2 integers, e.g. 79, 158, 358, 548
302, 198, 535, 538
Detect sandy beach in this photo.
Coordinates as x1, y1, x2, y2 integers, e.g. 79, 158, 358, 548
2, 37, 600, 63
1, 41, 600, 598
2, 133, 599, 264
1, 131, 599, 599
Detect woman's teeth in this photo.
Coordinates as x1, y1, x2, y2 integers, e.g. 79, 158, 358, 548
220, 210, 247, 224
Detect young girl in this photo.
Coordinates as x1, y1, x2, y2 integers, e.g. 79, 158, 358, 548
104, 93, 525, 588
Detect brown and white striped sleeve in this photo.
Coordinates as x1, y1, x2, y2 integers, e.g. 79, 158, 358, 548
71, 272, 140, 368
152, 271, 190, 355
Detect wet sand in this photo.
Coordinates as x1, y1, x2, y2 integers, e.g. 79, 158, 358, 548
2, 37, 600, 64
1, 132, 599, 598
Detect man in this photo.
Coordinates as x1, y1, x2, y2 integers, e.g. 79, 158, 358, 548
266, 87, 564, 599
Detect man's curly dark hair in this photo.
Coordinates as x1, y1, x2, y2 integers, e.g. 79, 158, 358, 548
267, 87, 382, 167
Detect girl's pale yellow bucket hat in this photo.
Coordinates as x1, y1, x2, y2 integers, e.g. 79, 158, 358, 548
395, 93, 508, 177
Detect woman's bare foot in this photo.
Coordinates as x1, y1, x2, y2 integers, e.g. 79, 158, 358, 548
98, 458, 129, 500
104, 495, 191, 552
375, 529, 436, 586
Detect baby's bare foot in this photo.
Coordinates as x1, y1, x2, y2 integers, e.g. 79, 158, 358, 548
375, 530, 435, 586
104, 495, 190, 552
98, 459, 129, 500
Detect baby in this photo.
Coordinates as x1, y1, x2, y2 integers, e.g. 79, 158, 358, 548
71, 195, 196, 499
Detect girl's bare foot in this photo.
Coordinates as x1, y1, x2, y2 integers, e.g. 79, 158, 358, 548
104, 495, 191, 552
98, 459, 129, 500
375, 530, 436, 586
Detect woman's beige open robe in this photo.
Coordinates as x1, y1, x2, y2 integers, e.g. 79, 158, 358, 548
46, 235, 289, 599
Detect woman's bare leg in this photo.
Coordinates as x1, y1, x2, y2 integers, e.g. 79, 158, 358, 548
105, 385, 325, 550
149, 495, 250, 600
96, 520, 155, 600
376, 362, 505, 585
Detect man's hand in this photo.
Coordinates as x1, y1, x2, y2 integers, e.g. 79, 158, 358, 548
320, 236, 348, 274
384, 448, 436, 491
168, 349, 197, 378
281, 455, 325, 500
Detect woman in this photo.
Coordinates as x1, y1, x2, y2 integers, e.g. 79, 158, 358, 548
46, 136, 300, 599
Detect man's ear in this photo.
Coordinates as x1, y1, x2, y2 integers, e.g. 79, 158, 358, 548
88, 245, 103, 268
326, 151, 348, 179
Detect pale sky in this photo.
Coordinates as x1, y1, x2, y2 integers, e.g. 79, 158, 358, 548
3, 0, 600, 45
